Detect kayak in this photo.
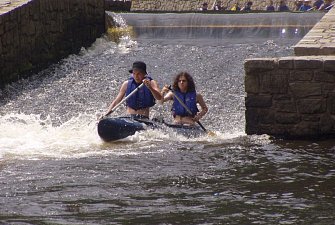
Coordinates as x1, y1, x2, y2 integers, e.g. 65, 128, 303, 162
97, 115, 206, 142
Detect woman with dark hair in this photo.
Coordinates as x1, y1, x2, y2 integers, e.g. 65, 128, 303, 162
161, 72, 208, 125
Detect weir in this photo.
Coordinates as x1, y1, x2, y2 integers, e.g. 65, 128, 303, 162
117, 13, 324, 40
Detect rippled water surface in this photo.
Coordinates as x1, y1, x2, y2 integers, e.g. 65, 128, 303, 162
0, 13, 334, 224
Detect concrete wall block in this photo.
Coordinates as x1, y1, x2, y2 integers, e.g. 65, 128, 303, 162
297, 98, 326, 114
294, 59, 323, 69
245, 95, 272, 108
289, 82, 322, 98
275, 112, 300, 124
324, 59, 335, 72
289, 70, 314, 81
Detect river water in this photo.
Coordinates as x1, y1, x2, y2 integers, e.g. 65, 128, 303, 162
0, 13, 334, 224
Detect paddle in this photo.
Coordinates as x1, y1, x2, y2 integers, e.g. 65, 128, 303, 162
101, 83, 144, 119
168, 86, 215, 136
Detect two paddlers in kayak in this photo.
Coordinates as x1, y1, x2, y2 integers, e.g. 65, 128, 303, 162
100, 61, 208, 127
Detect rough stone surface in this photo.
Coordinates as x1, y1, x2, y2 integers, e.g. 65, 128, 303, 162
245, 56, 335, 138
0, 0, 105, 87
294, 7, 335, 56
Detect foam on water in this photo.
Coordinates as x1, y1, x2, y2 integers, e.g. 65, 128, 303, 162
0, 111, 246, 160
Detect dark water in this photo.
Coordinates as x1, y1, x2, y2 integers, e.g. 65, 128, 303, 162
0, 13, 334, 224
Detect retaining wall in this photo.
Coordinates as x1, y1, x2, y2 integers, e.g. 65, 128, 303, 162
0, 0, 105, 87
245, 8, 335, 139
245, 56, 335, 138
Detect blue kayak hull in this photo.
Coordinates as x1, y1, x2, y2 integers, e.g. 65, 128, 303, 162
97, 116, 205, 142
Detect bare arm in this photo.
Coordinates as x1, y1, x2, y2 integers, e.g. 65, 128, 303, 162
143, 79, 162, 101
159, 85, 174, 103
104, 81, 128, 116
194, 93, 208, 121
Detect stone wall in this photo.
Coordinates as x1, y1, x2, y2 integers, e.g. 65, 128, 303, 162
0, 0, 105, 87
245, 56, 335, 138
131, 0, 298, 11
245, 8, 335, 139
294, 7, 335, 56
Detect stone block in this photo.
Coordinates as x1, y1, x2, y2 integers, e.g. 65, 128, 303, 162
320, 47, 335, 55
244, 58, 277, 73
297, 99, 326, 114
290, 121, 319, 137
258, 109, 275, 124
290, 82, 322, 98
274, 100, 297, 113
327, 93, 335, 114
314, 71, 335, 83
319, 113, 335, 133
289, 70, 314, 81
273, 94, 292, 100
302, 114, 320, 122
0, 21, 3, 36
294, 46, 321, 56
322, 83, 335, 96
275, 112, 300, 124
324, 59, 335, 71
294, 59, 323, 69
245, 74, 259, 94
260, 70, 288, 94
278, 58, 294, 69
245, 95, 272, 108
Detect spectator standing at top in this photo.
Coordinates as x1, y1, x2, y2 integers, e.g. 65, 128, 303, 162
241, 1, 253, 11
199, 2, 208, 10
278, 0, 290, 11
319, 0, 333, 10
230, 2, 241, 11
295, 0, 304, 10
313, 0, 324, 9
213, 1, 225, 10
299, 0, 312, 11
266, 0, 275, 11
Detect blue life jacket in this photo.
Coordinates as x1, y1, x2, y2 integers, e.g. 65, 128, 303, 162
125, 76, 155, 110
172, 90, 199, 117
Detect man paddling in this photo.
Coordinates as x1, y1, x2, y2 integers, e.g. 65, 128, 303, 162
101, 61, 162, 119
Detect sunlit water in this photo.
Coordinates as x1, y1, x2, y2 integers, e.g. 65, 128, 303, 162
0, 13, 334, 224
